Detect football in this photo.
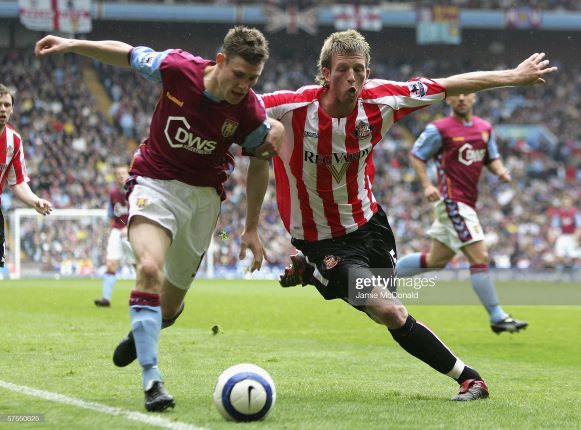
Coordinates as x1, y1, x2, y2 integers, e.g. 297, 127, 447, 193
213, 363, 276, 422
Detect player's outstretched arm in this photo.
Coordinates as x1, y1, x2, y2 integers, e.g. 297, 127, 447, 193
34, 35, 133, 67
11, 182, 53, 216
239, 158, 270, 272
436, 53, 558, 96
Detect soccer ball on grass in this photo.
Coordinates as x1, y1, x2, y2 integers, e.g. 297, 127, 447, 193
213, 363, 276, 422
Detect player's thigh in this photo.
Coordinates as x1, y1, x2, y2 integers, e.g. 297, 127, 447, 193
129, 216, 172, 266
164, 186, 221, 291
460, 239, 488, 265
427, 239, 456, 267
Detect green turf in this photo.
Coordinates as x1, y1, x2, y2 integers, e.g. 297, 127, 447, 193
0, 279, 580, 429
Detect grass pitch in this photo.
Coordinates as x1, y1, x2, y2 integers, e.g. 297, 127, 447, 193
0, 278, 580, 429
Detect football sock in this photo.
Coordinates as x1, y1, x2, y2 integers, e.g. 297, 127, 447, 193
129, 290, 162, 389
389, 315, 457, 375
102, 272, 116, 301
470, 265, 508, 323
457, 366, 482, 384
395, 252, 426, 277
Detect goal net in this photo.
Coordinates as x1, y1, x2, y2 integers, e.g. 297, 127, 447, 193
8, 208, 111, 279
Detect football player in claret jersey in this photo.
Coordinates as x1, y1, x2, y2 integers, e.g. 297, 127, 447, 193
0, 84, 52, 270
35, 27, 283, 412
262, 30, 556, 401
396, 93, 528, 334
550, 195, 581, 268
94, 161, 134, 307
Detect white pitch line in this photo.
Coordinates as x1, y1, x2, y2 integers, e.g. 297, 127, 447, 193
0, 380, 208, 430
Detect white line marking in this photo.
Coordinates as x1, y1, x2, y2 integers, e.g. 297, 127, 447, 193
0, 380, 208, 430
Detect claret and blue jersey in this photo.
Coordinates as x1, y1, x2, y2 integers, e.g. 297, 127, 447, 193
411, 115, 500, 208
127, 46, 270, 197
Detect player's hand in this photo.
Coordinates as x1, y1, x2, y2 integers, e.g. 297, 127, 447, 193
424, 185, 441, 202
239, 229, 269, 272
34, 35, 71, 57
513, 53, 558, 85
252, 119, 284, 160
497, 168, 512, 183
34, 199, 53, 216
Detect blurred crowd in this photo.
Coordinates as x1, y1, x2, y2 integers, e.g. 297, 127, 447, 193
114, 0, 581, 12
1, 45, 579, 277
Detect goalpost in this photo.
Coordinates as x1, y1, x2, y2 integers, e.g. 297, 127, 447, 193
9, 208, 108, 279
8, 208, 216, 280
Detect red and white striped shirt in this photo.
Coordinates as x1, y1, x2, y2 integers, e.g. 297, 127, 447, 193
261, 78, 446, 241
0, 124, 29, 198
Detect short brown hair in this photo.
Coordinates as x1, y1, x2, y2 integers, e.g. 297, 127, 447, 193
222, 26, 270, 65
0, 84, 14, 105
316, 30, 371, 87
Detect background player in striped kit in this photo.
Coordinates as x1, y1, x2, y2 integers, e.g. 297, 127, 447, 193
94, 160, 135, 307
262, 30, 556, 401
396, 93, 528, 334
0, 84, 52, 269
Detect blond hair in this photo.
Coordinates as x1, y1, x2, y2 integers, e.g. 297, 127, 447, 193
316, 30, 371, 87
0, 83, 14, 105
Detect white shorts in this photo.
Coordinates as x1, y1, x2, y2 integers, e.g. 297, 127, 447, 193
555, 234, 579, 259
428, 199, 485, 253
106, 228, 135, 264
128, 176, 221, 290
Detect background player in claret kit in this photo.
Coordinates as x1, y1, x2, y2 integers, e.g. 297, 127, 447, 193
549, 195, 581, 269
0, 84, 52, 269
260, 30, 556, 401
396, 93, 528, 334
94, 161, 134, 307
35, 26, 283, 412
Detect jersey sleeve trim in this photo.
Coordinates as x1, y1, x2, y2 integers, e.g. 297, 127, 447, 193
130, 46, 172, 82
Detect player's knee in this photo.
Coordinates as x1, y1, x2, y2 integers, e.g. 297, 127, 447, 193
427, 253, 449, 269
106, 260, 118, 273
366, 303, 407, 328
471, 252, 489, 266
137, 257, 163, 286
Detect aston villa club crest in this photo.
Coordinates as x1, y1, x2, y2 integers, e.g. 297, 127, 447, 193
136, 197, 148, 209
221, 119, 239, 138
353, 121, 373, 139
481, 131, 490, 142
323, 255, 341, 270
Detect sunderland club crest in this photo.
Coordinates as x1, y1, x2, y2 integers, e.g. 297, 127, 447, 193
323, 255, 341, 270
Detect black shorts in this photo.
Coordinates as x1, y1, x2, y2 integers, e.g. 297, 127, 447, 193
291, 206, 397, 306
0, 209, 4, 268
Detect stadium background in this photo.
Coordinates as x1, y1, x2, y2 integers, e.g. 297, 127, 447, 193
0, 1, 579, 280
